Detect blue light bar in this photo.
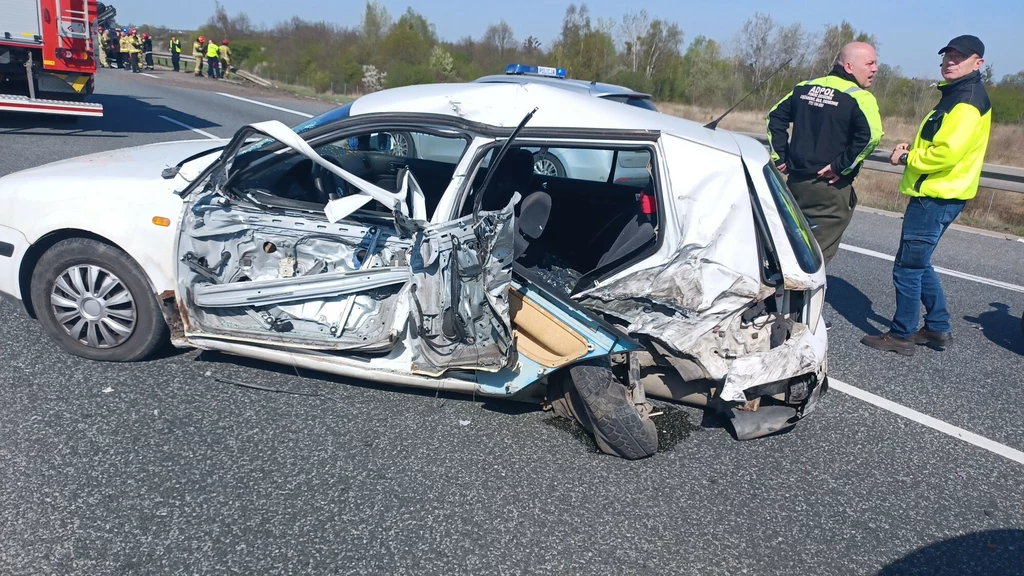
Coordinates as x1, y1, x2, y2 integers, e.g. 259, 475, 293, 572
504, 64, 567, 79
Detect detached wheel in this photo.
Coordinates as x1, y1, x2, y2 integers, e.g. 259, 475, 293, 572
551, 357, 658, 460
30, 238, 168, 362
533, 152, 565, 178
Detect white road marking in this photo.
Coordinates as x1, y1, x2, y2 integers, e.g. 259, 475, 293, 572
215, 92, 313, 118
158, 115, 219, 140
829, 378, 1024, 466
140, 73, 160, 79
840, 244, 1024, 294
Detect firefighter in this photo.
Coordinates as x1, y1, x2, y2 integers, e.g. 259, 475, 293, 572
126, 28, 142, 73
97, 26, 109, 68
111, 28, 122, 69
169, 35, 182, 72
205, 38, 221, 79
193, 36, 205, 76
142, 33, 154, 70
118, 29, 131, 70
218, 40, 231, 79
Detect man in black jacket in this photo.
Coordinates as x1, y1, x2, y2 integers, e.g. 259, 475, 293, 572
767, 42, 885, 266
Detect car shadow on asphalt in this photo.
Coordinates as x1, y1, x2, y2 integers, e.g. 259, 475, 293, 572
0, 93, 220, 136
875, 529, 1024, 576
825, 274, 892, 335
963, 303, 1024, 355
192, 350, 545, 416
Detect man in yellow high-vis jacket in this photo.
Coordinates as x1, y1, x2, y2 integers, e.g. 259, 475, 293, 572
862, 35, 991, 356
206, 40, 221, 79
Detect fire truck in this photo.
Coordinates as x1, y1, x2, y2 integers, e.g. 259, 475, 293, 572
0, 0, 111, 117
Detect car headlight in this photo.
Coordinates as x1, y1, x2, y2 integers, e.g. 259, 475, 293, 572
806, 286, 825, 333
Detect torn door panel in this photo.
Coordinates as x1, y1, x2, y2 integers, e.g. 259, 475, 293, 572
407, 199, 516, 377
176, 198, 412, 352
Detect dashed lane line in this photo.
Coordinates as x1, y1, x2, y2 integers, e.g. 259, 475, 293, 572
158, 115, 220, 140
215, 92, 314, 118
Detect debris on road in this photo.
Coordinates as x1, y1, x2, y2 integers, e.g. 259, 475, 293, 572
102, 387, 114, 393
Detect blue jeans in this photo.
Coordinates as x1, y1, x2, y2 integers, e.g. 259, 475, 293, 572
890, 196, 966, 338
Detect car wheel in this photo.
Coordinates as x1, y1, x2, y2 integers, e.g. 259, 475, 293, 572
550, 357, 658, 460
30, 238, 168, 362
389, 131, 416, 158
532, 152, 565, 178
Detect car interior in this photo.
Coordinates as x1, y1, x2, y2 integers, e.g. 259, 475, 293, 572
231, 134, 660, 297
231, 131, 465, 217
466, 146, 660, 295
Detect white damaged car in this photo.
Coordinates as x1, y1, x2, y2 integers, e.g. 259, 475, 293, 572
0, 82, 829, 459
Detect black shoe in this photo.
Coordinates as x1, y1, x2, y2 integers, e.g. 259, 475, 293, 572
912, 328, 951, 347
861, 332, 915, 356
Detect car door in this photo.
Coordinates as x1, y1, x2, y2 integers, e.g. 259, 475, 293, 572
172, 120, 516, 376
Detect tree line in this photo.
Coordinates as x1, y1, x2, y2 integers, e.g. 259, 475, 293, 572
143, 1, 1024, 124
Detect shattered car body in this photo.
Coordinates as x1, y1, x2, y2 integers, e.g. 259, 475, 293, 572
0, 81, 829, 458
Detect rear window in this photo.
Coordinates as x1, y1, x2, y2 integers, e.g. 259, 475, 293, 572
762, 163, 823, 273
601, 95, 658, 112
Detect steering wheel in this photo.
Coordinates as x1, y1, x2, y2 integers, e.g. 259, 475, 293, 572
311, 157, 347, 205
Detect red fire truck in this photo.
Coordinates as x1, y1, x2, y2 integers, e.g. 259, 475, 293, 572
0, 0, 106, 117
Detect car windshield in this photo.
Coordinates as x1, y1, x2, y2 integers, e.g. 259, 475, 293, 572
762, 162, 823, 274
232, 102, 355, 168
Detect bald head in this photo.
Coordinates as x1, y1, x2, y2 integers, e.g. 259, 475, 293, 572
838, 42, 878, 88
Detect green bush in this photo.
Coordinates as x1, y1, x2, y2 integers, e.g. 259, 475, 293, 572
990, 86, 1024, 125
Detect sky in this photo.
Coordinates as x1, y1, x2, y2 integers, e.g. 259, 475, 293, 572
120, 0, 1022, 81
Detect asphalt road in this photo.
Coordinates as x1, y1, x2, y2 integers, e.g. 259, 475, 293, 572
2, 69, 1024, 576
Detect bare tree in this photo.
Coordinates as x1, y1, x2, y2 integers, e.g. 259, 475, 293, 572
360, 0, 392, 50
640, 19, 683, 80
483, 20, 516, 60
618, 9, 649, 73
522, 35, 541, 55
810, 21, 878, 75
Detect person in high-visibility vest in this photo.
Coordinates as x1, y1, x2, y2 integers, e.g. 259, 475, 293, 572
205, 40, 221, 79
97, 27, 109, 68
126, 28, 142, 73
193, 36, 206, 76
218, 40, 231, 79
862, 35, 992, 356
169, 36, 182, 72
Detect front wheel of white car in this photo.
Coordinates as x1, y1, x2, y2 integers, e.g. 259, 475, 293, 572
30, 238, 168, 362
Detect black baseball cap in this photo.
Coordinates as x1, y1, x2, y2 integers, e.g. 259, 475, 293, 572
939, 35, 985, 58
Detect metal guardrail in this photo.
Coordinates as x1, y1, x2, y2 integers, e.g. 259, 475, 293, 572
739, 132, 1024, 194
149, 51, 274, 88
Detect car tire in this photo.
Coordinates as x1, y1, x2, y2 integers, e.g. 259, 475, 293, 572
532, 152, 565, 178
389, 131, 416, 158
30, 238, 168, 362
551, 357, 658, 460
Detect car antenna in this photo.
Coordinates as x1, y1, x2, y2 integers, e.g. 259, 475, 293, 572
473, 106, 539, 220
704, 57, 792, 130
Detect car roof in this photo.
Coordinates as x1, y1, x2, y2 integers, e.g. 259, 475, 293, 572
347, 82, 746, 156
473, 73, 652, 100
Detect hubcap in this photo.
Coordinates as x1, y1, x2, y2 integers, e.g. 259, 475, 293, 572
391, 133, 410, 157
534, 157, 559, 176
50, 264, 137, 349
